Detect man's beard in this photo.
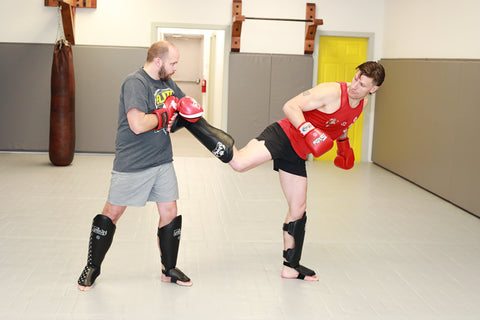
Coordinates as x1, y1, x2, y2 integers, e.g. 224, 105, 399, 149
158, 66, 171, 81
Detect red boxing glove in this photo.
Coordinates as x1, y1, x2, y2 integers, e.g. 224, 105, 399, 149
164, 95, 178, 119
177, 97, 204, 122
151, 108, 168, 130
334, 138, 355, 169
298, 122, 333, 158
151, 95, 178, 131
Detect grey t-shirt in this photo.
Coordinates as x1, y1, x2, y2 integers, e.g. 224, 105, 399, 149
113, 68, 185, 172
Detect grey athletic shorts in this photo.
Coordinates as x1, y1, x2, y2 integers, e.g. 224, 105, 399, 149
107, 162, 179, 207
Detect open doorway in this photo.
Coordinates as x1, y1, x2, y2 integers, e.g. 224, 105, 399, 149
164, 33, 204, 110
154, 25, 228, 127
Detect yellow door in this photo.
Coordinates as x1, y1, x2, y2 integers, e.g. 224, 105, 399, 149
315, 36, 368, 162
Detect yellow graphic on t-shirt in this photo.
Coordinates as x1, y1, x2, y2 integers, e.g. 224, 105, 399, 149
154, 89, 174, 108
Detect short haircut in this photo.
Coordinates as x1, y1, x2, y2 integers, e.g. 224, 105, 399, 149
356, 61, 385, 86
146, 41, 173, 62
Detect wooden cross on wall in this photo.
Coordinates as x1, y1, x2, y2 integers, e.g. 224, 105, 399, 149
44, 0, 97, 44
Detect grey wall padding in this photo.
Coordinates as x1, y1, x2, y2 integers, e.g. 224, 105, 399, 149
0, 43, 52, 151
228, 53, 313, 147
227, 54, 271, 148
373, 59, 480, 217
0, 43, 147, 153
73, 46, 147, 152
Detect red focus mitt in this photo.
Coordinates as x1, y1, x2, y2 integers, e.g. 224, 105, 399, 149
177, 97, 204, 122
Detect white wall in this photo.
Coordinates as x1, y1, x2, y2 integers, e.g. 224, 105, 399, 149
240, 0, 385, 56
383, 0, 480, 59
3, 1, 476, 58
0, 0, 232, 46
0, 0, 384, 56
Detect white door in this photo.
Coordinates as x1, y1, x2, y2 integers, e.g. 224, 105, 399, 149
157, 26, 227, 127
165, 34, 204, 109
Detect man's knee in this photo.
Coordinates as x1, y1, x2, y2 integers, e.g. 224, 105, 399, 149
102, 202, 126, 224
228, 140, 270, 173
287, 203, 307, 221
157, 201, 178, 225
296, 204, 307, 216
229, 158, 248, 172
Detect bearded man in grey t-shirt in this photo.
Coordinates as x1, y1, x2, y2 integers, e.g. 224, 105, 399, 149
77, 41, 193, 290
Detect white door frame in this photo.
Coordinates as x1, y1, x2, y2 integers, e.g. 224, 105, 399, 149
151, 22, 231, 129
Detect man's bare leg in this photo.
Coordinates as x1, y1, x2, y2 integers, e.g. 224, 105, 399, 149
229, 139, 272, 173
279, 170, 319, 281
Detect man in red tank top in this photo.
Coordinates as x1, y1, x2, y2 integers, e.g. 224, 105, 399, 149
229, 61, 385, 281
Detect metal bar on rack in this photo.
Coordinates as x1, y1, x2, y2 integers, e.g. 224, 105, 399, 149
244, 17, 314, 22
173, 79, 201, 84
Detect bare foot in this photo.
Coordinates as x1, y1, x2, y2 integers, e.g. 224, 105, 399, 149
77, 284, 93, 291
77, 265, 100, 291
161, 273, 193, 286
281, 265, 319, 281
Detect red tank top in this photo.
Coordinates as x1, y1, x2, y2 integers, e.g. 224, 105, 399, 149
278, 82, 364, 159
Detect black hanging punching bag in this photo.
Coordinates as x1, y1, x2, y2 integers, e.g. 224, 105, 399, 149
49, 40, 75, 166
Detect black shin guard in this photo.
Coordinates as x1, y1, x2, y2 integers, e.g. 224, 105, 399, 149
157, 215, 190, 283
183, 117, 234, 163
283, 212, 315, 279
78, 214, 116, 287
